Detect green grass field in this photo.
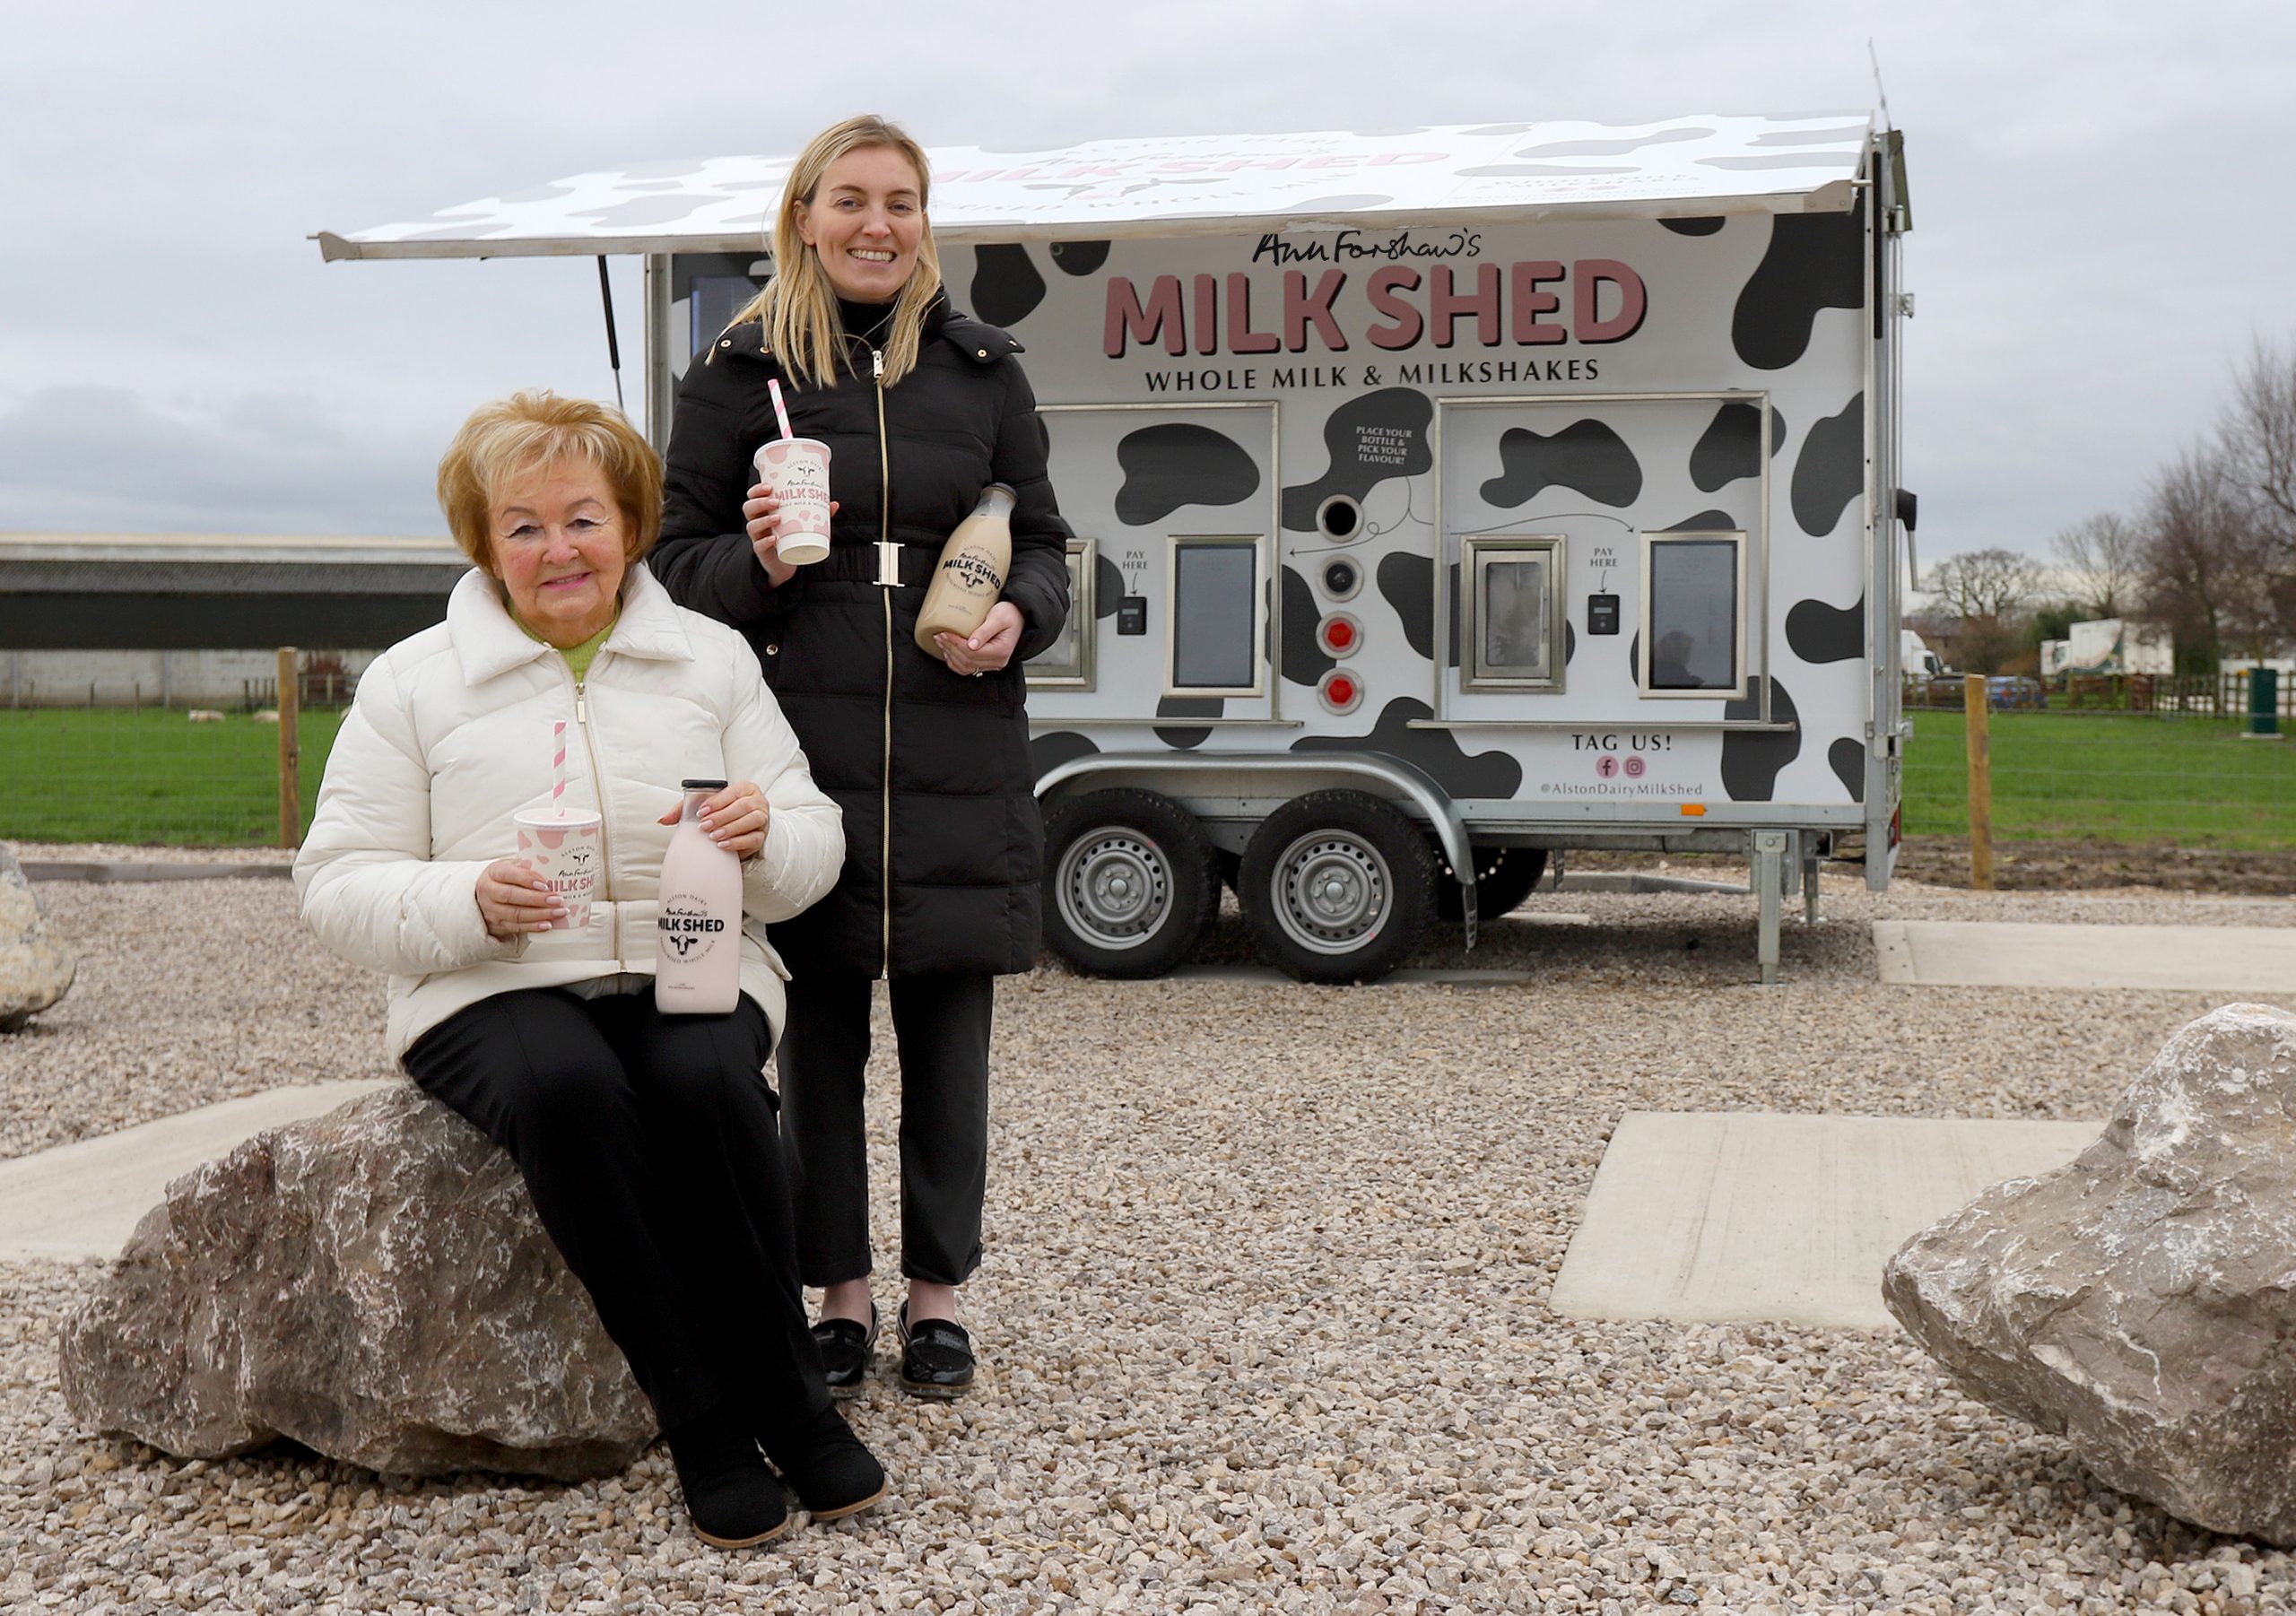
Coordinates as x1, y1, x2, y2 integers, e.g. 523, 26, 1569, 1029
3, 705, 2292, 851
0, 708, 348, 847
1901, 711, 2296, 848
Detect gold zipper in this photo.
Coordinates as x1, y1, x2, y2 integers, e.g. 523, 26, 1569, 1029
874, 343, 892, 978
570, 673, 622, 970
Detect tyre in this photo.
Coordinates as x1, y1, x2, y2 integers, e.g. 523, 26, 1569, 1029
1040, 789, 1220, 977
1238, 790, 1438, 984
1435, 845, 1549, 923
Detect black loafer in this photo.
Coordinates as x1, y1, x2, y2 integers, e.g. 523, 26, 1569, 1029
897, 1305, 975, 1399
760, 1401, 887, 1522
663, 1413, 790, 1549
811, 1304, 878, 1400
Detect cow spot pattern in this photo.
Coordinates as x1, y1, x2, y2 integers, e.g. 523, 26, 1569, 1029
1791, 394, 1865, 537
1031, 730, 1100, 783
1513, 128, 1711, 159
1720, 677, 1802, 802
1282, 389, 1434, 531
1660, 216, 1726, 237
1828, 737, 1866, 803
1481, 420, 1642, 509
1048, 240, 1110, 276
970, 244, 1048, 327
1689, 403, 1787, 492
1115, 424, 1260, 526
1376, 552, 1436, 663
1292, 697, 1524, 801
1154, 696, 1223, 750
1786, 593, 1865, 664
1730, 207, 1866, 370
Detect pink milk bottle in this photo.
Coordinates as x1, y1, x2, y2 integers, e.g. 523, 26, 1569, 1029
655, 778, 744, 1015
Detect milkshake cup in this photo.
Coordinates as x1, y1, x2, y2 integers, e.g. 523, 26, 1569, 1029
513, 809, 604, 929
752, 438, 833, 565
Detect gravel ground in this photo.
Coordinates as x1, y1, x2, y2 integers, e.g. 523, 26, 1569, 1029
4, 868, 2294, 1612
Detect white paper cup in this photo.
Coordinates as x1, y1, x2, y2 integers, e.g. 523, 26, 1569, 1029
514, 809, 604, 929
752, 437, 833, 566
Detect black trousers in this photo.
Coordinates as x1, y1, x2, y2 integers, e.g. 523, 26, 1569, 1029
777, 971, 994, 1289
403, 987, 829, 1435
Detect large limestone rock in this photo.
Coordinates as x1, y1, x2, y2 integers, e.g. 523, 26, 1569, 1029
1883, 1002, 2296, 1543
59, 1086, 654, 1481
0, 843, 75, 1030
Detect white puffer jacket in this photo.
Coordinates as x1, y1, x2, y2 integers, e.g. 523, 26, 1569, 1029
294, 564, 843, 1059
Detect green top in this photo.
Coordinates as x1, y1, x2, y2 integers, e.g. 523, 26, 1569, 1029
512, 608, 618, 682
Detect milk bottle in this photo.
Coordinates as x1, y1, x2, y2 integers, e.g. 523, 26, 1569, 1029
655, 779, 743, 1015
915, 483, 1015, 657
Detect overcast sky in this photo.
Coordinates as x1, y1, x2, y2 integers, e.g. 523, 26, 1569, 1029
4, 0, 2290, 567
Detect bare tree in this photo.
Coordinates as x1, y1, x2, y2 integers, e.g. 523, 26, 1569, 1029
1926, 548, 2048, 620
2139, 445, 2272, 667
1926, 548, 2048, 673
2049, 512, 2145, 619
2215, 336, 2296, 644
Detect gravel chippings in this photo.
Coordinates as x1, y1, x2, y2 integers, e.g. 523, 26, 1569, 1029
4, 872, 2294, 1610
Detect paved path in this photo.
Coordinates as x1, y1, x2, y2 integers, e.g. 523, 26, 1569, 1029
0, 1080, 393, 1260
1874, 919, 2296, 994
1551, 1111, 2100, 1332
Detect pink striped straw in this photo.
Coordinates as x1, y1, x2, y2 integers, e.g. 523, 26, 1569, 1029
551, 719, 568, 816
767, 378, 795, 441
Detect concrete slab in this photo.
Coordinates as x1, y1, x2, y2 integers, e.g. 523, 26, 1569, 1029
1874, 919, 2296, 995
1550, 1111, 2100, 1331
0, 1080, 393, 1260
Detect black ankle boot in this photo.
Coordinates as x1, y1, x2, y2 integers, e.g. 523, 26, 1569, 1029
759, 1402, 887, 1521
664, 1413, 789, 1548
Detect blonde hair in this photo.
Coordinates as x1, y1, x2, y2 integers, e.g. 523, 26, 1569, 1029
436, 391, 663, 574
731, 115, 942, 388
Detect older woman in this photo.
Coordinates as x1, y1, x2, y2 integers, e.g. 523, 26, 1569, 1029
652, 114, 1072, 1403
294, 391, 882, 1549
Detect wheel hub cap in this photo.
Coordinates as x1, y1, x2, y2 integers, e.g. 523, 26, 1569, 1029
1057, 832, 1171, 951
1274, 834, 1390, 954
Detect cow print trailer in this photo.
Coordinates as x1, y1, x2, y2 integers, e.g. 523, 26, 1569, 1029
322, 117, 1913, 985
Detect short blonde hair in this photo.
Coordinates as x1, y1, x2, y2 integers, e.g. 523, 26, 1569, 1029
729, 115, 943, 389
436, 391, 663, 574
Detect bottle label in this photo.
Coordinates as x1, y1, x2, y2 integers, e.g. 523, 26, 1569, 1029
940, 543, 1004, 594
657, 892, 730, 962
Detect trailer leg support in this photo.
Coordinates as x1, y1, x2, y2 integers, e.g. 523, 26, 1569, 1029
1803, 846, 1822, 927
1753, 830, 1787, 986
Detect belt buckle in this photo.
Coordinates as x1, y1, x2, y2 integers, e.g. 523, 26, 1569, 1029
874, 540, 902, 587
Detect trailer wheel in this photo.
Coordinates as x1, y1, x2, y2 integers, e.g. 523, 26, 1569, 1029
1042, 789, 1219, 977
1239, 791, 1437, 984
1435, 846, 1549, 923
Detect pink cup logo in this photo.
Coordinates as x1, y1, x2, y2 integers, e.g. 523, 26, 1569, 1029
516, 817, 602, 929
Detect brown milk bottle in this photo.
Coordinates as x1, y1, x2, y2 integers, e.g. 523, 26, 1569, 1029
654, 779, 743, 1015
915, 483, 1015, 658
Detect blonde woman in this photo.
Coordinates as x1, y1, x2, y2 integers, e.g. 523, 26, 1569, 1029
653, 116, 1072, 1401
296, 392, 883, 1548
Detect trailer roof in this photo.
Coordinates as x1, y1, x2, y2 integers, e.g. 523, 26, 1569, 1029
317, 115, 1872, 263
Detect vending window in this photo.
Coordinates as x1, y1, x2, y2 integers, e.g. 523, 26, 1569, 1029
1462, 534, 1566, 691
688, 274, 767, 357
1025, 538, 1097, 689
1166, 534, 1264, 697
1639, 531, 1747, 698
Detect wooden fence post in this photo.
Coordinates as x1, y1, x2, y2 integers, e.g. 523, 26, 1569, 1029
1965, 673, 1993, 891
277, 647, 301, 849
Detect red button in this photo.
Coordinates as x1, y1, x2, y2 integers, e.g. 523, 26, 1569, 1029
1326, 675, 1356, 706
1325, 619, 1354, 650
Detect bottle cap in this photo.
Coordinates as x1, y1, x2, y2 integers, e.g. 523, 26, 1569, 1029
680, 778, 729, 790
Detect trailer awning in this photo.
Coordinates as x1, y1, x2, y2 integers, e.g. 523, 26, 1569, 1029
317, 115, 1872, 263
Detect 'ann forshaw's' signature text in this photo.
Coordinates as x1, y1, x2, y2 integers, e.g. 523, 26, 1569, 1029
1252, 230, 1483, 265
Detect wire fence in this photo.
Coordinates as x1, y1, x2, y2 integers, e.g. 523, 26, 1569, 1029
4, 658, 2292, 854
1, 658, 351, 847
1904, 672, 2295, 718
1901, 709, 2296, 847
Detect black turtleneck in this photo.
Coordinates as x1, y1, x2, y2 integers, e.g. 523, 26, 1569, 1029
836, 296, 898, 344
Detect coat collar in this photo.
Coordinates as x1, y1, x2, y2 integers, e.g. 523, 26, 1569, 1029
448, 562, 694, 686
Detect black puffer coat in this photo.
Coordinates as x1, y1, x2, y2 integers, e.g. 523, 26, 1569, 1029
652, 295, 1071, 978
